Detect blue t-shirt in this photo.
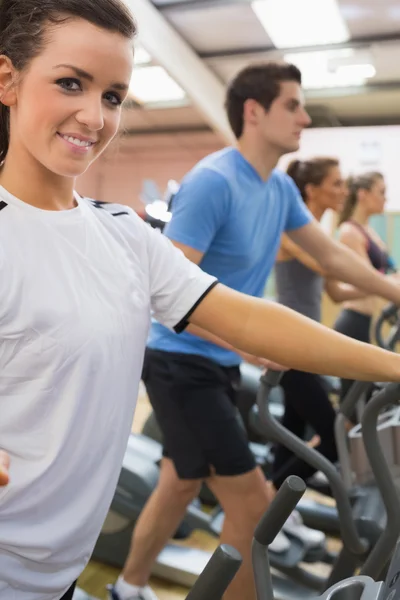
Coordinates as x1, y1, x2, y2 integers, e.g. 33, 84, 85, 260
148, 147, 312, 365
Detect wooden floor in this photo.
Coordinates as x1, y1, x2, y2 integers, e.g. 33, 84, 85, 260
77, 380, 341, 600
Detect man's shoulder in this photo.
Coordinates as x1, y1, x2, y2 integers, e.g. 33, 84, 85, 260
189, 146, 243, 180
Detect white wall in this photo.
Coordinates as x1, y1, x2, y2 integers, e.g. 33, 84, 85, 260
278, 125, 400, 212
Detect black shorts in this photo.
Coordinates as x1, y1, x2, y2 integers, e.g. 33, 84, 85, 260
142, 349, 256, 479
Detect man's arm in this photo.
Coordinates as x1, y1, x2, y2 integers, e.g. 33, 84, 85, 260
279, 230, 366, 303
288, 221, 400, 305
190, 284, 400, 382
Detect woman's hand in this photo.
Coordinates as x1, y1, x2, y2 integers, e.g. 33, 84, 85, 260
0, 451, 10, 486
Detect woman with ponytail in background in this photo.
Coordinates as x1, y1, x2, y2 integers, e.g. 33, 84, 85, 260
334, 172, 396, 403
271, 157, 367, 494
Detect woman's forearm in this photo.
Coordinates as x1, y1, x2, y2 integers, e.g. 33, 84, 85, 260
325, 280, 367, 303
326, 245, 400, 304
186, 322, 235, 351
191, 284, 400, 382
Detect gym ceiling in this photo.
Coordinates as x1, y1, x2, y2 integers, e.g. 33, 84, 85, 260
121, 0, 400, 141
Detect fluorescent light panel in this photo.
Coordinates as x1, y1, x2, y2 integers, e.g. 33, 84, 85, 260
284, 49, 376, 89
252, 0, 350, 48
129, 65, 186, 104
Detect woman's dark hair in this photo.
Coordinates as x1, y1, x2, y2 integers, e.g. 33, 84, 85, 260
338, 171, 383, 225
0, 0, 137, 163
287, 157, 339, 202
225, 61, 302, 139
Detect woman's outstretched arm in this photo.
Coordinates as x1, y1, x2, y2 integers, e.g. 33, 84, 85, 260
190, 283, 400, 382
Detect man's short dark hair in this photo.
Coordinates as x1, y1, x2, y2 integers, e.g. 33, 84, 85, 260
225, 62, 302, 139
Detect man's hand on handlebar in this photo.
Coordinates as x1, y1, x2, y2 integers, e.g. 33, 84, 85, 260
0, 451, 10, 487
237, 351, 289, 372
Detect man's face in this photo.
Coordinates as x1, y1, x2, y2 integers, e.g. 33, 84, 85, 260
255, 81, 311, 155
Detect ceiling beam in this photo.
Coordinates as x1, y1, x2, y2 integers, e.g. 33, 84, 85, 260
305, 79, 400, 100
126, 0, 235, 143
154, 0, 251, 10
200, 32, 400, 60
122, 125, 212, 136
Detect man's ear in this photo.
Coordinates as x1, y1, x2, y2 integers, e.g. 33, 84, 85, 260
243, 98, 265, 127
0, 55, 17, 107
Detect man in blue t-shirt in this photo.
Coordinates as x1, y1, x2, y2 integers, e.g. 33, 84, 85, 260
110, 61, 315, 600
111, 63, 399, 600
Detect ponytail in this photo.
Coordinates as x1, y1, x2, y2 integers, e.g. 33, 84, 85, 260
338, 172, 383, 226
287, 157, 339, 202
338, 176, 357, 225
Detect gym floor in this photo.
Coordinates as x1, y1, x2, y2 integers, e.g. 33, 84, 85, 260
77, 380, 341, 600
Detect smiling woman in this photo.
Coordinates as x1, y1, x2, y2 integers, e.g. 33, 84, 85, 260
3, 3, 400, 600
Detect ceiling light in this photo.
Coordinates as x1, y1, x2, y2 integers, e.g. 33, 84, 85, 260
129, 66, 186, 104
252, 0, 349, 48
284, 50, 375, 89
336, 63, 376, 79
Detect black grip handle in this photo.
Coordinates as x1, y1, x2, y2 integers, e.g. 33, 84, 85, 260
375, 304, 399, 349
382, 303, 398, 321
186, 544, 242, 600
254, 476, 306, 547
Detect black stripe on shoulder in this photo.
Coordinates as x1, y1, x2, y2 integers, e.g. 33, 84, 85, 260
90, 200, 130, 217
111, 211, 130, 217
0, 201, 8, 211
174, 280, 219, 334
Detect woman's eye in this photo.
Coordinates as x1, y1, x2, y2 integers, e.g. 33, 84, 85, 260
56, 78, 122, 107
105, 92, 123, 107
57, 78, 82, 92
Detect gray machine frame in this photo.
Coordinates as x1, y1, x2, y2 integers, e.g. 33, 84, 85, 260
298, 305, 400, 535
257, 370, 400, 591
252, 376, 400, 600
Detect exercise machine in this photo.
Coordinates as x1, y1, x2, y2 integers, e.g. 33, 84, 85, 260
298, 304, 400, 534
253, 472, 400, 600
257, 369, 400, 597
91, 421, 329, 592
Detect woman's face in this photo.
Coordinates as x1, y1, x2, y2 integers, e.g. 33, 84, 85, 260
2, 17, 133, 179
309, 166, 348, 212
363, 177, 386, 216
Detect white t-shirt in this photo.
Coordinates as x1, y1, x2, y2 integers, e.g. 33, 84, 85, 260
0, 187, 217, 600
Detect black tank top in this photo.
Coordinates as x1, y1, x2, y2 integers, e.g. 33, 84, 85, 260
348, 220, 391, 273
